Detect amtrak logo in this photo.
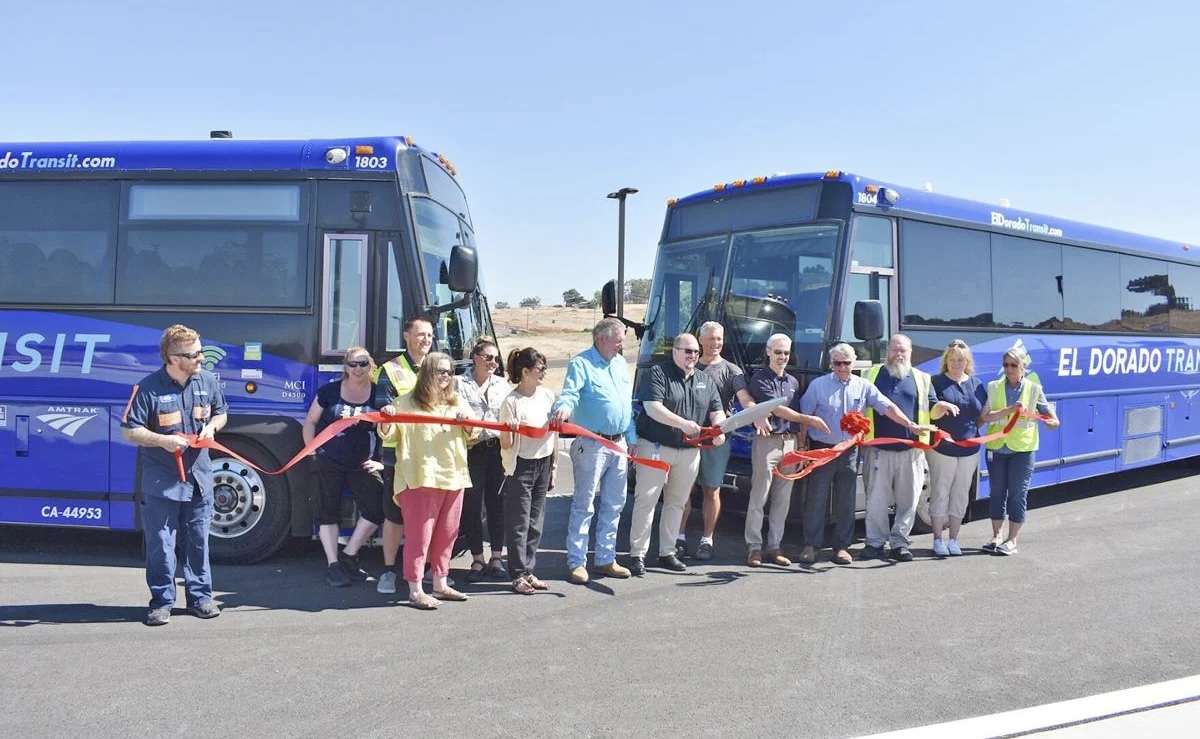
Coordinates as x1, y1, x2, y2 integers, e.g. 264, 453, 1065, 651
37, 407, 100, 437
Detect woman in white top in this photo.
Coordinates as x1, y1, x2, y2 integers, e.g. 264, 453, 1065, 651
498, 347, 558, 594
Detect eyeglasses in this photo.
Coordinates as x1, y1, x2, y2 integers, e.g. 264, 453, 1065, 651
434, 368, 453, 376
674, 347, 700, 355
1002, 362, 1020, 368
478, 354, 499, 362
172, 351, 203, 360
534, 365, 547, 373
830, 360, 852, 367
345, 360, 370, 368
771, 350, 791, 356
947, 340, 967, 348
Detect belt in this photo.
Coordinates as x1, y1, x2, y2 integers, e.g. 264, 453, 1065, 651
592, 431, 624, 441
469, 437, 500, 451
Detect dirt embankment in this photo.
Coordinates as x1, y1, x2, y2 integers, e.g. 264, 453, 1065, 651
490, 305, 647, 390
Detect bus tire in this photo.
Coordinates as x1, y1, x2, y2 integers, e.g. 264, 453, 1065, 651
208, 436, 292, 564
914, 464, 979, 534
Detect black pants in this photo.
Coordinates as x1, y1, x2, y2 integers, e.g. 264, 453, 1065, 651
461, 440, 505, 556
801, 443, 858, 550
504, 455, 552, 576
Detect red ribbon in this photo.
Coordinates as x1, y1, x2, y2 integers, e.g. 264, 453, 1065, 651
171, 411, 668, 481
771, 407, 1051, 482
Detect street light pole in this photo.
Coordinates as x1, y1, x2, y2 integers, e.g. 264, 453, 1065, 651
606, 187, 638, 316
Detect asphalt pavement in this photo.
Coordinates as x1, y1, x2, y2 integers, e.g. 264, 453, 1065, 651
2, 458, 1199, 738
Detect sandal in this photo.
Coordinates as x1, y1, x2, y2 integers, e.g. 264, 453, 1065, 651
431, 586, 469, 602
484, 557, 509, 579
525, 573, 549, 591
464, 560, 487, 583
512, 576, 535, 595
409, 592, 439, 610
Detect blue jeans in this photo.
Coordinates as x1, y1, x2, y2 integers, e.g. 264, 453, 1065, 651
988, 450, 1034, 524
141, 490, 214, 610
566, 437, 628, 568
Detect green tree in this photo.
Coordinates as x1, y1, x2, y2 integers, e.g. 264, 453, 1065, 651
519, 296, 541, 308
626, 278, 651, 303
494, 301, 510, 309
562, 288, 585, 307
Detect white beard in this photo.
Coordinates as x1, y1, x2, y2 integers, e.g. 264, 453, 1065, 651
886, 360, 911, 380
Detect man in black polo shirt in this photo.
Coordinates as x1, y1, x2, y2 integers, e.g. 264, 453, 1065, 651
121, 324, 227, 626
628, 332, 726, 575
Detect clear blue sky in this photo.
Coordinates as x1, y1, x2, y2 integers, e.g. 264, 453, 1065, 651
4, 1, 1198, 306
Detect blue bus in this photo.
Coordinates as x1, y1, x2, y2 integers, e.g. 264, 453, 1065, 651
615, 170, 1200, 526
0, 133, 493, 562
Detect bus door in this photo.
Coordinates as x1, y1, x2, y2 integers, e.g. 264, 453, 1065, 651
841, 214, 895, 365
318, 232, 371, 385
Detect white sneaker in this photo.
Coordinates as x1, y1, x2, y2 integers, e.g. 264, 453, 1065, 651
376, 570, 397, 594
932, 539, 950, 557
947, 539, 963, 556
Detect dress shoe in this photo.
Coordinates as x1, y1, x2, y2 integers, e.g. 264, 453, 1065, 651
629, 556, 646, 576
858, 545, 885, 561
568, 565, 589, 584
747, 549, 763, 567
798, 546, 817, 564
594, 561, 631, 579
764, 549, 792, 567
657, 553, 687, 572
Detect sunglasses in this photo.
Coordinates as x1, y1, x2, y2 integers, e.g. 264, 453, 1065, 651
831, 360, 852, 367
1002, 362, 1020, 368
434, 368, 453, 376
674, 347, 700, 355
478, 354, 499, 362
345, 360, 370, 368
771, 350, 791, 356
534, 365, 547, 373
172, 351, 203, 360
947, 340, 967, 348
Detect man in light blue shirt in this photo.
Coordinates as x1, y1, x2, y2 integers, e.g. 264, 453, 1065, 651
797, 342, 912, 565
551, 318, 636, 584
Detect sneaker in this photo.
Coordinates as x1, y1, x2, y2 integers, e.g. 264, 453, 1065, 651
187, 601, 221, 619
994, 541, 1018, 556
326, 561, 352, 587
694, 541, 714, 561
858, 544, 884, 561
338, 551, 370, 582
675, 540, 689, 560
889, 546, 914, 562
568, 565, 589, 584
144, 607, 171, 626
629, 556, 646, 576
376, 569, 398, 594
594, 561, 631, 579
947, 539, 963, 556
932, 539, 950, 557
982, 536, 1002, 552
657, 553, 687, 572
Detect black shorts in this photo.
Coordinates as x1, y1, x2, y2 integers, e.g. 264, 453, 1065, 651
313, 456, 384, 526
381, 464, 403, 524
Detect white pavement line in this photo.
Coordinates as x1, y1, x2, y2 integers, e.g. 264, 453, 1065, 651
854, 675, 1200, 739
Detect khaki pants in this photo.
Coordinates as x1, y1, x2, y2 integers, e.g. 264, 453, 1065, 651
864, 447, 924, 548
630, 443, 701, 558
745, 435, 797, 551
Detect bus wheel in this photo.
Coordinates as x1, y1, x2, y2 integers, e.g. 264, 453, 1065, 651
208, 437, 291, 564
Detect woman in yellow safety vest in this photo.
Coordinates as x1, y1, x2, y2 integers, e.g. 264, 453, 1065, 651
980, 347, 1060, 556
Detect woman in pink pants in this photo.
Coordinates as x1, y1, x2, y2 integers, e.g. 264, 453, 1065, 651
379, 352, 478, 610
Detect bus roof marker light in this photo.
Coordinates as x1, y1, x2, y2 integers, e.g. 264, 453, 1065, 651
824, 170, 842, 179
713, 183, 727, 191
354, 145, 373, 155
667, 197, 678, 205
325, 147, 348, 165
751, 176, 767, 184
732, 180, 747, 188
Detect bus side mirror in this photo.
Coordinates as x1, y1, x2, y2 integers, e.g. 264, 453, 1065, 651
853, 300, 883, 341
447, 245, 478, 293
601, 279, 618, 315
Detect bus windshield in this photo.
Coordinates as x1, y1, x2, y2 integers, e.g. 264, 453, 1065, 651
412, 196, 488, 358
641, 223, 839, 371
